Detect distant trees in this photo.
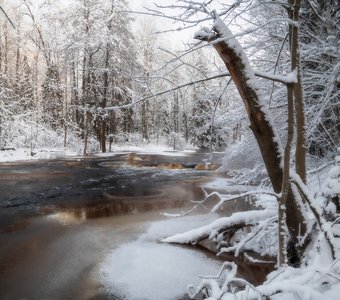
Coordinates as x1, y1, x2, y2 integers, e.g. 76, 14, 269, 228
63, 0, 139, 153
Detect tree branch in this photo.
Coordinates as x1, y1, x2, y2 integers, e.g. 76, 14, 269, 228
0, 5, 15, 29
100, 72, 230, 112
290, 172, 337, 260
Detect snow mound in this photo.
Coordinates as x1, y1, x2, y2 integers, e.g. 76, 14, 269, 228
0, 148, 78, 162
322, 164, 340, 198
99, 214, 221, 300
100, 241, 221, 300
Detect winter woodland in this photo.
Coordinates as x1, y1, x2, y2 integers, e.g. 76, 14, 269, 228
0, 0, 339, 299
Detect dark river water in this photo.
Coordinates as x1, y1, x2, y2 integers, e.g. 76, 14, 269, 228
0, 151, 273, 299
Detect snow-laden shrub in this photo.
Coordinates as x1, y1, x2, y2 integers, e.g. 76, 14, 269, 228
221, 135, 268, 185
320, 151, 340, 216
0, 115, 89, 157
169, 132, 189, 150
222, 135, 263, 170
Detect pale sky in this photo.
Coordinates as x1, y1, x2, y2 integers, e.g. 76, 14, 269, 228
128, 0, 203, 50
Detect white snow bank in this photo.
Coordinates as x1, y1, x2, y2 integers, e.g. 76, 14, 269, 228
322, 164, 340, 198
100, 241, 221, 300
94, 144, 189, 157
323, 283, 340, 300
99, 214, 221, 300
0, 148, 78, 162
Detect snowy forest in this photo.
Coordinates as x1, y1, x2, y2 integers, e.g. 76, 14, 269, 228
0, 0, 239, 156
0, 0, 340, 299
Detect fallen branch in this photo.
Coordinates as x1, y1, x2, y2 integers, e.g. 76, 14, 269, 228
211, 190, 279, 213
162, 189, 221, 218
163, 188, 278, 218
162, 209, 276, 244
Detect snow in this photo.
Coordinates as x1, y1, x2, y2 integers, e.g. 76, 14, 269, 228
203, 177, 256, 193
94, 144, 190, 157
254, 69, 297, 84
0, 144, 191, 162
100, 242, 221, 300
99, 214, 221, 300
162, 209, 276, 244
322, 165, 340, 198
0, 148, 78, 162
189, 252, 340, 300
323, 283, 340, 300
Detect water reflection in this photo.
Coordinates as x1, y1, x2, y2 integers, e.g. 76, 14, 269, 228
45, 185, 195, 225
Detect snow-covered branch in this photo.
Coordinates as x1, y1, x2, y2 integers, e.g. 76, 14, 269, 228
101, 71, 230, 112
290, 171, 337, 260
254, 69, 297, 85
218, 216, 277, 257
211, 190, 279, 213
162, 209, 276, 244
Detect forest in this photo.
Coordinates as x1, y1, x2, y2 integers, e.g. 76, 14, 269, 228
0, 0, 339, 299
0, 0, 238, 156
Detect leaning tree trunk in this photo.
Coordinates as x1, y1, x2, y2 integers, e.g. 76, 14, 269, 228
195, 15, 306, 264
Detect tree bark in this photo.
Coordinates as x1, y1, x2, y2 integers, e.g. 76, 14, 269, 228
288, 0, 306, 183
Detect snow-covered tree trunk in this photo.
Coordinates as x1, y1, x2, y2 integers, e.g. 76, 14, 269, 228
195, 16, 283, 189
278, 82, 295, 266
288, 0, 306, 183
195, 13, 306, 264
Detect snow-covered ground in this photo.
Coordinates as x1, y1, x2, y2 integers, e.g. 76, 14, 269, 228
99, 214, 221, 300
0, 148, 79, 162
0, 144, 193, 162
95, 144, 192, 157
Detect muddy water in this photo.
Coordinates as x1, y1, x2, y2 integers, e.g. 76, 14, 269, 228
0, 152, 273, 299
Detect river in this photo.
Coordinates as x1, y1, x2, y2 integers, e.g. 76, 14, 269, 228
0, 151, 224, 299
0, 150, 273, 299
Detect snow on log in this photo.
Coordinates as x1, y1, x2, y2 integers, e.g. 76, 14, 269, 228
162, 209, 276, 244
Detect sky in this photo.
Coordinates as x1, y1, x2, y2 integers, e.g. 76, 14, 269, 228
128, 0, 203, 48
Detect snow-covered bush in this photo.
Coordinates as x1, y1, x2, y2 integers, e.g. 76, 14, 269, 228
320, 151, 340, 217
221, 135, 268, 185
222, 135, 263, 170
0, 114, 89, 158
